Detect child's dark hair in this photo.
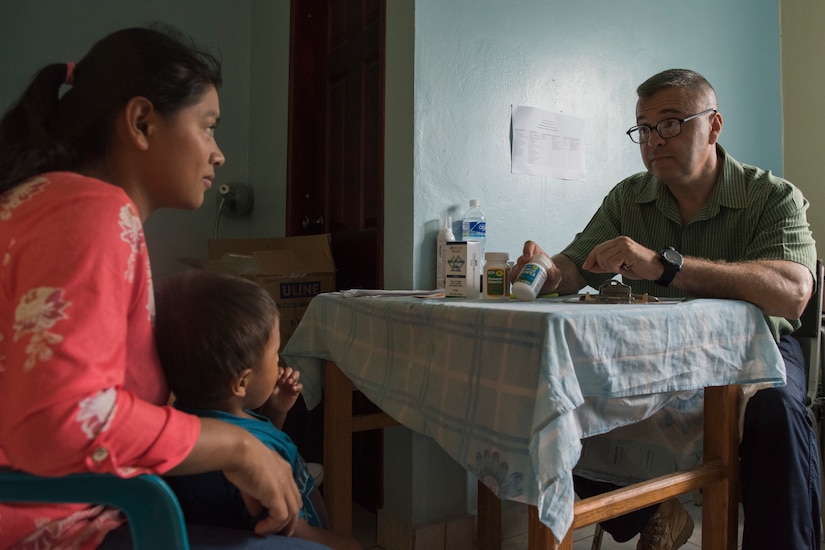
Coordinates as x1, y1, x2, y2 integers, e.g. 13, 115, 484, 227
155, 270, 279, 408
0, 24, 222, 193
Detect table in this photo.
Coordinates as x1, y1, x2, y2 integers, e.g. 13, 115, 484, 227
281, 293, 785, 548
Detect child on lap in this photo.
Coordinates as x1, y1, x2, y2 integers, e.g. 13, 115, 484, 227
155, 269, 360, 550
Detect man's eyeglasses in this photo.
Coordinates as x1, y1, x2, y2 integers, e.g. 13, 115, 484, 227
626, 108, 717, 144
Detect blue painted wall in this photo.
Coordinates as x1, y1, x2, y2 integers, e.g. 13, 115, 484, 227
402, 0, 782, 290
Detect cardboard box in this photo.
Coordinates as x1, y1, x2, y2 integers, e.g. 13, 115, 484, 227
444, 241, 482, 298
205, 234, 336, 346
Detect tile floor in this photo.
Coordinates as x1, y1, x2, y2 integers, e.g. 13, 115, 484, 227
351, 493, 741, 550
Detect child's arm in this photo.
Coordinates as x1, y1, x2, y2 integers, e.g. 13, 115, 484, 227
260, 366, 303, 429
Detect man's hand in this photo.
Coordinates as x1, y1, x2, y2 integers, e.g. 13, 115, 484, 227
513, 241, 585, 296
582, 236, 662, 281
581, 236, 813, 318
512, 241, 559, 294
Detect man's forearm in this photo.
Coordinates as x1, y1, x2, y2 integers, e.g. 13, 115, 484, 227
551, 253, 588, 296
672, 257, 813, 319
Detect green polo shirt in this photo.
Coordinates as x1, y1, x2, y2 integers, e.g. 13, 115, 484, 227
561, 144, 816, 340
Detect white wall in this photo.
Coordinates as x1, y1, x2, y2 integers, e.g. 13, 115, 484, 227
781, 0, 825, 254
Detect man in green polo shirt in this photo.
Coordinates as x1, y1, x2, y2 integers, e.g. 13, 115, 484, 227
514, 69, 820, 550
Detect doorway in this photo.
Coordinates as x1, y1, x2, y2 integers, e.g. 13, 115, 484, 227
286, 0, 385, 291
285, 0, 386, 512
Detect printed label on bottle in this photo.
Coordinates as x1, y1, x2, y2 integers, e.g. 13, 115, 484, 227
516, 264, 541, 285
485, 268, 505, 296
462, 220, 486, 239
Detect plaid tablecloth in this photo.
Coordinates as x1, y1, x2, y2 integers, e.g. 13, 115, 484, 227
281, 293, 784, 539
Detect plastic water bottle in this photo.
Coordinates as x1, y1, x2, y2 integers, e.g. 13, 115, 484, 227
461, 199, 486, 256
436, 215, 455, 290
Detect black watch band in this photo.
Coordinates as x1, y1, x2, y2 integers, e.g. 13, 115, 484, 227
655, 246, 683, 287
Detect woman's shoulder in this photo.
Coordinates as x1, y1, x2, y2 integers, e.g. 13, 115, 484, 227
2, 172, 130, 212
1, 172, 144, 266
42, 171, 130, 200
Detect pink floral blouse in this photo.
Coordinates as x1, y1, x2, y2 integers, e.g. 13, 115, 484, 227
0, 173, 201, 549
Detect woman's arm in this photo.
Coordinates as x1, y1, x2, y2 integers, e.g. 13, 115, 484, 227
166, 417, 302, 536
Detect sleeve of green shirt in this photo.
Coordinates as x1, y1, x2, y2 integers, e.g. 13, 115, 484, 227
558, 148, 817, 339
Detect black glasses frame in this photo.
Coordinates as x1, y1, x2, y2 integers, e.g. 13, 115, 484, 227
626, 108, 717, 144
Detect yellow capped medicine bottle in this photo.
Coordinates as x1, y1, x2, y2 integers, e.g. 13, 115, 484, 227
483, 252, 510, 300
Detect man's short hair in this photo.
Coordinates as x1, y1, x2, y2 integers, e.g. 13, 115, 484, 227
637, 68, 717, 106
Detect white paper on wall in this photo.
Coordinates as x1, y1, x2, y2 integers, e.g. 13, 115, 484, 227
511, 105, 586, 181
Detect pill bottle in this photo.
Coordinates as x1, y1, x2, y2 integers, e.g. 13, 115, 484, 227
512, 254, 553, 301
483, 252, 510, 300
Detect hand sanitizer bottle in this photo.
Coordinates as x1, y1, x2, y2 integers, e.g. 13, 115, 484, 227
436, 215, 455, 290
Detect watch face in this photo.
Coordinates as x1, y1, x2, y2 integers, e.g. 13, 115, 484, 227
662, 248, 682, 266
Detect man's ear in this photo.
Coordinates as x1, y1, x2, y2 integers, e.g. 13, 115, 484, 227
122, 96, 155, 151
231, 369, 254, 397
708, 111, 723, 145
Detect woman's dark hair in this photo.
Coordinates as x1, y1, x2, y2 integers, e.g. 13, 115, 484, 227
154, 270, 279, 408
0, 25, 222, 193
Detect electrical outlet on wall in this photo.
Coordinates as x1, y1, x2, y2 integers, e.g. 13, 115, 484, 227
216, 182, 254, 217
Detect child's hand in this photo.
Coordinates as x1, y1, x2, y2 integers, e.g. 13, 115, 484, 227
267, 366, 303, 418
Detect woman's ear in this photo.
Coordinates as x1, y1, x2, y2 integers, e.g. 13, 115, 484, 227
231, 369, 254, 397
121, 96, 155, 151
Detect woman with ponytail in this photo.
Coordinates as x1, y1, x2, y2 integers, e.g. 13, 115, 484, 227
0, 26, 327, 550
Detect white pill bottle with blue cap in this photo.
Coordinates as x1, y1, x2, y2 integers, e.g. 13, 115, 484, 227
512, 254, 553, 301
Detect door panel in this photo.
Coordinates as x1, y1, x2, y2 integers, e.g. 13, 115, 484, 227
286, 0, 386, 511
287, 0, 384, 292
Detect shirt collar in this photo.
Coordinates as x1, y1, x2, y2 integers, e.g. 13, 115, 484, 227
635, 144, 748, 212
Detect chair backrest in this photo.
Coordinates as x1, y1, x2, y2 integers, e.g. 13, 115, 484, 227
793, 259, 824, 406
0, 470, 189, 549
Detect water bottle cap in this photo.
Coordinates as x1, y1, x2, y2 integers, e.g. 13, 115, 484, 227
469, 199, 479, 208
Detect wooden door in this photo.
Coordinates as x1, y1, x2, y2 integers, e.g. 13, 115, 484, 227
286, 0, 386, 511
286, 0, 385, 292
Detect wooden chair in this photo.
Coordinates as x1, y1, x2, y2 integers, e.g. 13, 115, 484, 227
590, 258, 825, 549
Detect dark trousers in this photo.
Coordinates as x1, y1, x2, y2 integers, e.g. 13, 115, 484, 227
100, 523, 331, 549
574, 334, 822, 549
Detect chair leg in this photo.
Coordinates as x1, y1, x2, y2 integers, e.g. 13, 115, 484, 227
815, 410, 825, 538
590, 524, 604, 550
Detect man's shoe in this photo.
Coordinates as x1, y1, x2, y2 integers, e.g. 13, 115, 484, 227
636, 498, 694, 550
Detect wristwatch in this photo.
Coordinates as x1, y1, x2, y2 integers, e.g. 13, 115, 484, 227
655, 246, 683, 287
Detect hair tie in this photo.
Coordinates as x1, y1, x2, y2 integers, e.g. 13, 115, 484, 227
65, 62, 76, 86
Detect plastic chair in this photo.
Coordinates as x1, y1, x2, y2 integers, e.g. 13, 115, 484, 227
0, 469, 189, 549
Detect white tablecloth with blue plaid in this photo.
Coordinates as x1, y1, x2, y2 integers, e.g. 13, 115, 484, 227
281, 293, 785, 540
